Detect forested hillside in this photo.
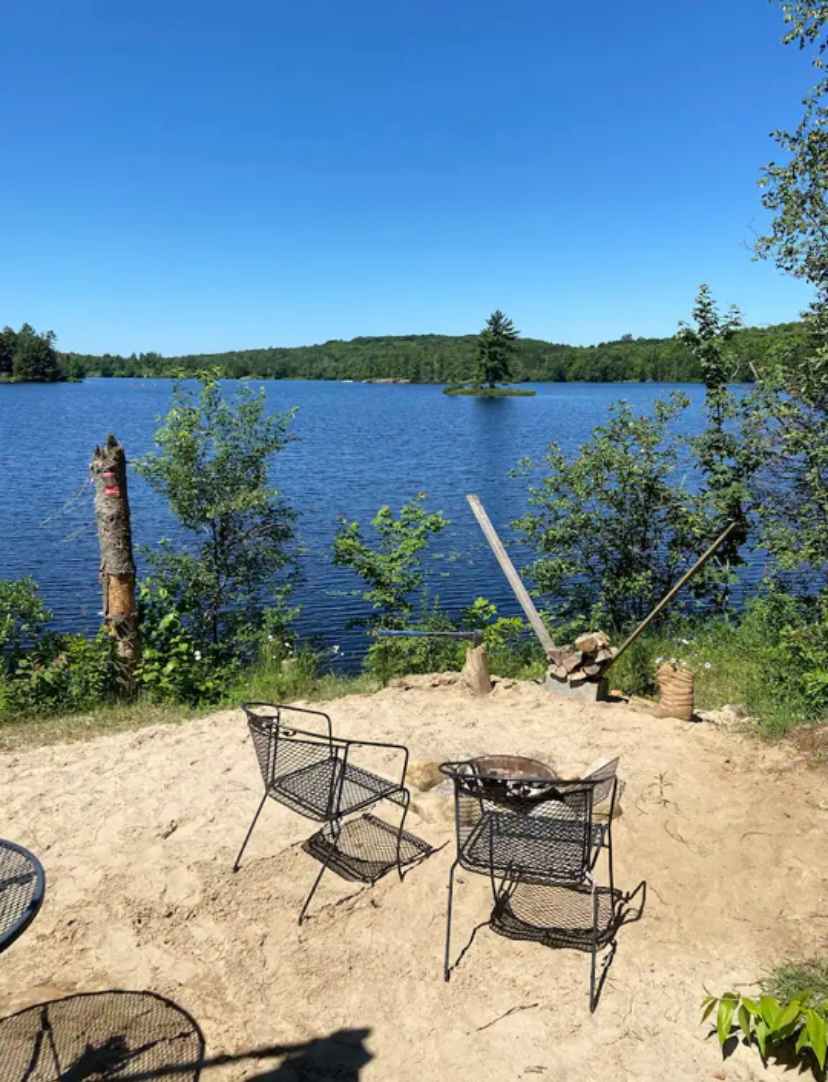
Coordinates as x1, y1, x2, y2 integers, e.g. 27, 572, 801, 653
64, 320, 804, 383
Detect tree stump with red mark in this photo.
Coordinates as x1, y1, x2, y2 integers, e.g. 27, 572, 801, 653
90, 434, 139, 694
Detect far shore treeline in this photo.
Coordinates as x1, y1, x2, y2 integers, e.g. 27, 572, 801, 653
0, 318, 807, 385
61, 319, 805, 383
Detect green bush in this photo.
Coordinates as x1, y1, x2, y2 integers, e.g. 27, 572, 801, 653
702, 989, 827, 1076
136, 583, 238, 705
1, 632, 115, 718
0, 578, 51, 673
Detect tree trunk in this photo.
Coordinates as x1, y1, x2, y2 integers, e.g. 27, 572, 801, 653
461, 643, 492, 695
90, 434, 139, 694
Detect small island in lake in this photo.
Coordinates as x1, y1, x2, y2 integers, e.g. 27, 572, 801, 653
443, 383, 536, 397
442, 310, 535, 397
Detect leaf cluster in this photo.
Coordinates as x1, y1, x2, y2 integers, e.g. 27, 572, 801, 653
333, 493, 448, 625
702, 989, 827, 1075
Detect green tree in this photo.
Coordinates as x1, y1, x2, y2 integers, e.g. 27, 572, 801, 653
135, 372, 297, 655
750, 2, 828, 584
677, 285, 754, 598
0, 326, 15, 377
476, 310, 519, 387
333, 494, 448, 628
10, 324, 63, 382
516, 395, 723, 632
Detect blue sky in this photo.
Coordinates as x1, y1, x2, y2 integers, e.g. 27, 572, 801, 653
0, 1, 817, 354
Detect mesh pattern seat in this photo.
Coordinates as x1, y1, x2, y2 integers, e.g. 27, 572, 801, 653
441, 759, 621, 1011
0, 840, 45, 955
270, 753, 404, 820
462, 811, 607, 881
234, 703, 414, 923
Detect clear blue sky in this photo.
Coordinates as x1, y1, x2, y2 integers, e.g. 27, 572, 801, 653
0, 1, 817, 354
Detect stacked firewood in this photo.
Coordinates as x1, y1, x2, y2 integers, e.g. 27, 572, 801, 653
546, 632, 617, 685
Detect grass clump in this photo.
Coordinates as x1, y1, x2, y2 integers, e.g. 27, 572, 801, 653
763, 959, 828, 1003
607, 591, 828, 738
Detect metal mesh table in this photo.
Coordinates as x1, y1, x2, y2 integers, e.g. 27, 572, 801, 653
0, 839, 45, 955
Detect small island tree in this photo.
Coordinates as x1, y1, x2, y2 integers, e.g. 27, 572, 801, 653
444, 309, 534, 395
477, 309, 518, 387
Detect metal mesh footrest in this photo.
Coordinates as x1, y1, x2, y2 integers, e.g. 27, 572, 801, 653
491, 882, 622, 952
272, 758, 403, 820
304, 814, 432, 884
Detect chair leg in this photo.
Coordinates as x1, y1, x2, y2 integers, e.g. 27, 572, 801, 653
444, 858, 460, 982
394, 791, 410, 881
298, 818, 341, 926
589, 885, 599, 1013
233, 791, 268, 872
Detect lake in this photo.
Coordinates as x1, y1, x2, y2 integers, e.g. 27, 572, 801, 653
0, 379, 764, 670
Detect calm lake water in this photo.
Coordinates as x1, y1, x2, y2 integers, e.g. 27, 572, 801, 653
0, 379, 764, 669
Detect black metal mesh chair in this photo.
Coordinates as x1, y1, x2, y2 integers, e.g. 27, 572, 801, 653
235, 703, 412, 923
0, 839, 45, 956
440, 760, 622, 1010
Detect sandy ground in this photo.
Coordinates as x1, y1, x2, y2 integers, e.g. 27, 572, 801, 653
1, 677, 826, 1081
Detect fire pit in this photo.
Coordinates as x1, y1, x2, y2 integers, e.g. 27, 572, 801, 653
441, 755, 558, 806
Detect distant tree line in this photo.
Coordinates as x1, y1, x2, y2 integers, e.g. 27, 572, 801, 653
60, 319, 805, 384
0, 324, 82, 383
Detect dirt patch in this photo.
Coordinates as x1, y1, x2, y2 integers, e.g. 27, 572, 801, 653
789, 723, 828, 763
1, 680, 826, 1080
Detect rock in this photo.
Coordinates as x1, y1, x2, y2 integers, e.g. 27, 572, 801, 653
407, 760, 444, 792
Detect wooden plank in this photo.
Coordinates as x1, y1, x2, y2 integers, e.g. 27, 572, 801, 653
607, 520, 739, 669
466, 493, 556, 654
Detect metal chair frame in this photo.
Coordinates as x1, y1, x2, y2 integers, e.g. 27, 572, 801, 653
440, 760, 620, 1010
235, 702, 411, 923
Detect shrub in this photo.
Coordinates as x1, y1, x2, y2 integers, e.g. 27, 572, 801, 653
1, 632, 115, 718
0, 578, 51, 673
702, 989, 827, 1076
135, 583, 238, 705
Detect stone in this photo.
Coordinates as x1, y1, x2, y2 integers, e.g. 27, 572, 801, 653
407, 760, 444, 792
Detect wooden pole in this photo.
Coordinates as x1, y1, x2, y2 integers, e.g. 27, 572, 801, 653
466, 493, 556, 654
607, 521, 739, 670
90, 434, 139, 694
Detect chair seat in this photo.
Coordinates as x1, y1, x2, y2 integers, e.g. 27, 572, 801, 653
460, 812, 607, 881
270, 755, 403, 821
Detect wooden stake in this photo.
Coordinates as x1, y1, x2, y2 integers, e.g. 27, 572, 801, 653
466, 493, 556, 654
90, 434, 139, 694
607, 521, 739, 670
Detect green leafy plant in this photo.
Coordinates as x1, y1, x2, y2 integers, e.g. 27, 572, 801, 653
1, 632, 116, 717
516, 394, 724, 631
135, 371, 297, 660
0, 578, 52, 673
702, 990, 828, 1076
333, 493, 449, 629
135, 582, 238, 704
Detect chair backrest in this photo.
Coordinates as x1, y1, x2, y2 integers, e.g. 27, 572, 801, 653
440, 760, 600, 884
241, 702, 337, 791
584, 756, 620, 806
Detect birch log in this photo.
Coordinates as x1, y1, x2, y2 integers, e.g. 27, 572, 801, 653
90, 434, 139, 693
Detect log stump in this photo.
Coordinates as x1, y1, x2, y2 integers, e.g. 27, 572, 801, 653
461, 643, 492, 695
90, 434, 139, 695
